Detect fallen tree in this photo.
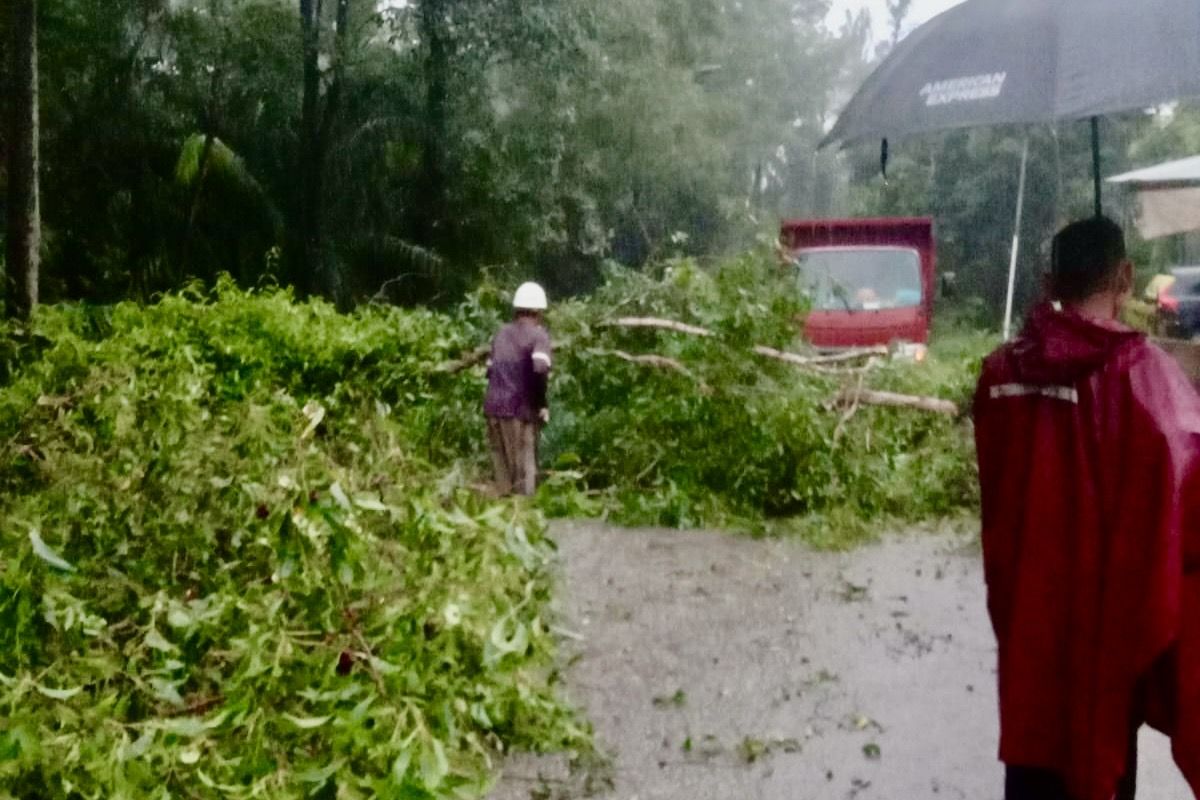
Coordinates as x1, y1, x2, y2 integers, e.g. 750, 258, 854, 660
603, 316, 952, 415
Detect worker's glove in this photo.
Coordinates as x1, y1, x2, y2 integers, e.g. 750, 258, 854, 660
538, 408, 550, 424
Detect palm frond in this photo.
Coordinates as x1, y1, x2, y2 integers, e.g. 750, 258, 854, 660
175, 133, 284, 236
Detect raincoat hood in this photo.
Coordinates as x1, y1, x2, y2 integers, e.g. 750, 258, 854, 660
1008, 302, 1144, 385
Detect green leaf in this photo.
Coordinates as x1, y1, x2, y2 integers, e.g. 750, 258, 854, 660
420, 738, 449, 790
28, 529, 75, 572
34, 684, 83, 701
487, 617, 529, 660
284, 714, 332, 730
148, 678, 185, 708
144, 627, 177, 653
124, 730, 155, 761
329, 482, 351, 510
353, 497, 389, 512
166, 608, 193, 629
159, 718, 207, 738
295, 758, 345, 784
391, 748, 413, 783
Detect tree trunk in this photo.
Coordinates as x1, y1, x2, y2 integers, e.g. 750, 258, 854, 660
296, 0, 323, 297
294, 0, 350, 307
321, 0, 350, 309
6, 0, 40, 320
415, 0, 449, 250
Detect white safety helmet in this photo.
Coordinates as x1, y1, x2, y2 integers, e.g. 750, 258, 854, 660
512, 282, 548, 311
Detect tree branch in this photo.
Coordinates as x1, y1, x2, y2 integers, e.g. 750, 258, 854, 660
437, 345, 490, 374
604, 317, 714, 337
752, 344, 888, 366
590, 349, 710, 393
837, 388, 958, 416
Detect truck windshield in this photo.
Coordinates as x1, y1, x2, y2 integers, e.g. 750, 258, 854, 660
794, 248, 922, 311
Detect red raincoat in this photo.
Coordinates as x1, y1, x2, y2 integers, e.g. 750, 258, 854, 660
974, 303, 1200, 800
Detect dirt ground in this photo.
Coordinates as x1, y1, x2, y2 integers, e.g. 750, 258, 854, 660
491, 521, 1192, 800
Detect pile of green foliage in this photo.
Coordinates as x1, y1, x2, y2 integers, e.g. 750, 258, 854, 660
0, 283, 587, 799
0, 252, 988, 797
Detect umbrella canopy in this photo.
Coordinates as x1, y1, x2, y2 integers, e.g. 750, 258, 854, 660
822, 0, 1200, 148
821, 0, 1200, 338
1109, 155, 1200, 238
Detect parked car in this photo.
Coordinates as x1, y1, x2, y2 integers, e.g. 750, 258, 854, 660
1156, 267, 1200, 339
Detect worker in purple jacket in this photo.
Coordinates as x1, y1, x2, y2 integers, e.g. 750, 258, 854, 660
484, 282, 552, 496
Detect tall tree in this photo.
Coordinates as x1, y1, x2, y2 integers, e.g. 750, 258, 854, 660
886, 0, 913, 46
295, 0, 350, 306
6, 0, 40, 320
414, 0, 450, 252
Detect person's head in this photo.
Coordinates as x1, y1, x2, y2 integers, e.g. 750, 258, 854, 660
512, 282, 547, 321
1047, 216, 1133, 318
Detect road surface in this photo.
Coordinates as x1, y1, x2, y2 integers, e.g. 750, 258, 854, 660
492, 522, 1191, 800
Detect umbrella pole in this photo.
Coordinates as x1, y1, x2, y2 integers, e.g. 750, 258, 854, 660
1003, 136, 1031, 342
1091, 116, 1103, 216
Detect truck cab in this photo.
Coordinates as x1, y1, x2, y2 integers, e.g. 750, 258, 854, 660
780, 217, 936, 349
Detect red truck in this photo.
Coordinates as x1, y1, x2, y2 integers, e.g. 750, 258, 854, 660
780, 217, 936, 349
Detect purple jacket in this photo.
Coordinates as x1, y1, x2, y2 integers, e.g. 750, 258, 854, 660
484, 320, 552, 421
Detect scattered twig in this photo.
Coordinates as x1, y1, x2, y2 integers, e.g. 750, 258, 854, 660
369, 273, 417, 304
633, 455, 661, 485
352, 630, 389, 696
834, 373, 867, 443
837, 388, 958, 416
169, 695, 225, 718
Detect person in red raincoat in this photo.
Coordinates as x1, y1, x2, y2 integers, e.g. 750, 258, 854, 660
974, 216, 1200, 800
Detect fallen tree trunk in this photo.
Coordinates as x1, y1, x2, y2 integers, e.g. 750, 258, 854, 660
838, 388, 958, 417
444, 315, 954, 416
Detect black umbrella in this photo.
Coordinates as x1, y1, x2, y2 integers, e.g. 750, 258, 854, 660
821, 0, 1200, 215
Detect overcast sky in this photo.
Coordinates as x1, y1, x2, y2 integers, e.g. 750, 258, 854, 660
825, 0, 964, 41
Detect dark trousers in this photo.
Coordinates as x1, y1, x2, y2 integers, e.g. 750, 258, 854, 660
1005, 729, 1138, 800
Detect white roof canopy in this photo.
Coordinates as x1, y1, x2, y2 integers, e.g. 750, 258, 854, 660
1108, 155, 1200, 187
1108, 155, 1200, 238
